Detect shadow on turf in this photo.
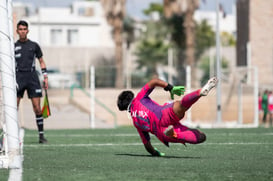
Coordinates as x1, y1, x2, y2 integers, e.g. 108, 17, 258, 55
116, 153, 201, 159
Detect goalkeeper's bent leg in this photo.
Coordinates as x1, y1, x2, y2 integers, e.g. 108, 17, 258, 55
180, 89, 201, 111
164, 124, 206, 144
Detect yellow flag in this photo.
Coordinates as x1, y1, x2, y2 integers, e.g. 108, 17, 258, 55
42, 90, 51, 118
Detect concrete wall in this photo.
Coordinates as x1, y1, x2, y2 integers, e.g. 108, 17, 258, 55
68, 85, 257, 127
250, 0, 273, 88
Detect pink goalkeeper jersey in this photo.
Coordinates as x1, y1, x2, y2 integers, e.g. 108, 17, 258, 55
128, 84, 173, 146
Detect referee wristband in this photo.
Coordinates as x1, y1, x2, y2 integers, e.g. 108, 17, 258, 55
41, 68, 47, 76
164, 83, 173, 92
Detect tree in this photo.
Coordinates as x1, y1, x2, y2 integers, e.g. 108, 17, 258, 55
164, 14, 186, 85
134, 3, 170, 81
100, 0, 126, 88
135, 38, 169, 81
195, 19, 215, 61
221, 31, 236, 46
163, 0, 199, 86
123, 16, 135, 48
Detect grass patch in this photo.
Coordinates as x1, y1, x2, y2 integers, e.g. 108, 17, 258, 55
0, 127, 273, 181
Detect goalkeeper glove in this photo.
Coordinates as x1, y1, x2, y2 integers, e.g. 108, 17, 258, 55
164, 84, 185, 100
153, 148, 165, 157
171, 86, 185, 99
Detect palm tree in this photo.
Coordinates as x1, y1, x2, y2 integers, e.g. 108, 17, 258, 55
163, 0, 199, 86
100, 0, 126, 88
134, 3, 170, 82
195, 19, 215, 61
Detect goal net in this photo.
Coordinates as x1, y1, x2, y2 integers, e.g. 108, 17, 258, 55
211, 66, 259, 128
186, 66, 259, 128
0, 76, 9, 168
0, 0, 22, 174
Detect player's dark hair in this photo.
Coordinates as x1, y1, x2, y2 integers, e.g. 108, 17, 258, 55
17, 20, 28, 28
117, 91, 134, 111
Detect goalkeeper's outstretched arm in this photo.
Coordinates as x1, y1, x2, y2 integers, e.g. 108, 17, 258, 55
147, 78, 168, 89
147, 78, 185, 99
144, 141, 165, 157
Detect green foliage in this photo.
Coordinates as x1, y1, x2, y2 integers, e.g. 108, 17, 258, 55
135, 38, 169, 79
143, 3, 164, 15
195, 20, 215, 61
133, 4, 228, 84
165, 14, 186, 50
165, 17, 215, 65
221, 31, 236, 46
123, 16, 135, 45
134, 3, 170, 80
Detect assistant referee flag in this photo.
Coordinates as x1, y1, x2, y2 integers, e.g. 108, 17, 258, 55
42, 89, 51, 118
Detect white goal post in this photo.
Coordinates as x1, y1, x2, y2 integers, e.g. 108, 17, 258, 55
184, 65, 259, 128
219, 66, 259, 128
0, 0, 22, 175
235, 66, 259, 127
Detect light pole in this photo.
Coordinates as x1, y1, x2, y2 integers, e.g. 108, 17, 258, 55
216, 0, 222, 123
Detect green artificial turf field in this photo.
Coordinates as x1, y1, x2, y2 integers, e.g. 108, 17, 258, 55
0, 127, 273, 181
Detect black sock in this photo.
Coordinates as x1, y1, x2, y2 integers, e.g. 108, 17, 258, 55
36, 114, 44, 138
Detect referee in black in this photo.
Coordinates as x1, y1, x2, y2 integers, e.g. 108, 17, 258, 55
15, 20, 48, 144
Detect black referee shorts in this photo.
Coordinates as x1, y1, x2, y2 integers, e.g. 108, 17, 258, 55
16, 71, 42, 98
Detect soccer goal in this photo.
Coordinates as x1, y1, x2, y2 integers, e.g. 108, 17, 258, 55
218, 66, 259, 128
0, 77, 9, 168
0, 1, 22, 178
182, 64, 259, 128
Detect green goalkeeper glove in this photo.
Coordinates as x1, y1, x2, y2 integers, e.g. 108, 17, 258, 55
170, 86, 185, 99
164, 83, 185, 100
153, 148, 165, 157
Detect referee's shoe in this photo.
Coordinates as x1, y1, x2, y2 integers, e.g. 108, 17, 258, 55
39, 136, 48, 144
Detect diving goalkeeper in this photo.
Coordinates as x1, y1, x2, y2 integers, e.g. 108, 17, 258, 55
117, 77, 217, 156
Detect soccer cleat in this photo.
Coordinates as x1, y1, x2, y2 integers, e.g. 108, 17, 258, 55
200, 77, 218, 96
39, 136, 48, 144
164, 125, 177, 139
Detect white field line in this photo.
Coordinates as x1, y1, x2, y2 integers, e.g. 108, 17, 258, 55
204, 142, 273, 145
24, 142, 273, 148
207, 133, 273, 136
24, 132, 273, 138
25, 133, 139, 137
25, 142, 145, 148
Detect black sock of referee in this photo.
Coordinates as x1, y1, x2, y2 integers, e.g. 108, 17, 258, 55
36, 114, 45, 138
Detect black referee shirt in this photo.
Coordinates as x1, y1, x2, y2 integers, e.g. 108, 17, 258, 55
15, 39, 43, 72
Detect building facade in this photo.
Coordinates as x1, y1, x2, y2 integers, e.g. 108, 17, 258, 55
237, 0, 273, 88
13, 1, 115, 75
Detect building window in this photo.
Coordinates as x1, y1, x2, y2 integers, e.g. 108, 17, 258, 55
67, 29, 78, 45
77, 7, 94, 16
78, 7, 85, 16
85, 7, 94, 16
51, 29, 62, 45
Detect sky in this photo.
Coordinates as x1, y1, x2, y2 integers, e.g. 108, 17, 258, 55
13, 0, 236, 19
